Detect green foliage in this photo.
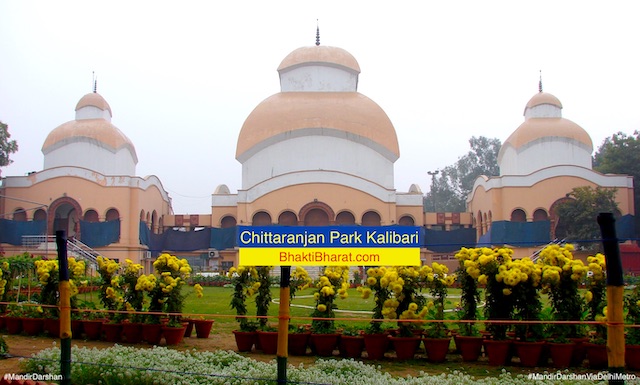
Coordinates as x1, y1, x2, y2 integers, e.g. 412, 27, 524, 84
625, 285, 640, 345
254, 266, 273, 328
0, 120, 18, 175
593, 130, 640, 236
554, 186, 619, 250
425, 136, 501, 212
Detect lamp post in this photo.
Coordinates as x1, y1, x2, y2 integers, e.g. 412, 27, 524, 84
427, 170, 439, 212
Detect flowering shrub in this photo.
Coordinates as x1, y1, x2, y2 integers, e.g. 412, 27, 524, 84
585, 253, 607, 343
454, 248, 481, 336
97, 256, 122, 317
311, 266, 349, 334
537, 244, 588, 339
228, 265, 259, 331
625, 284, 640, 345
119, 258, 144, 322
35, 257, 85, 317
150, 253, 192, 326
255, 266, 273, 329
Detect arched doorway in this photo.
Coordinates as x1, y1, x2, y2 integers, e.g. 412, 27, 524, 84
49, 197, 82, 238
299, 201, 335, 226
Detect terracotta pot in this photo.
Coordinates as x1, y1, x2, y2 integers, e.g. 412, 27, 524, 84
71, 319, 83, 338
547, 342, 575, 368
102, 322, 122, 342
142, 323, 163, 345
181, 319, 194, 337
121, 322, 143, 344
43, 318, 60, 337
514, 341, 545, 367
390, 336, 421, 360
257, 331, 279, 354
456, 335, 484, 362
233, 330, 256, 352
288, 332, 310, 356
584, 342, 608, 369
363, 333, 389, 360
21, 317, 44, 336
423, 337, 450, 363
193, 319, 214, 338
162, 325, 187, 345
339, 335, 364, 359
82, 320, 103, 340
5, 316, 22, 334
568, 337, 589, 367
626, 344, 640, 370
484, 339, 513, 366
310, 333, 339, 357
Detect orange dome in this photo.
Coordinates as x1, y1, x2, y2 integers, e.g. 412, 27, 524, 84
525, 92, 562, 110
236, 92, 398, 159
42, 119, 137, 158
75, 92, 112, 115
278, 46, 360, 73
503, 117, 593, 150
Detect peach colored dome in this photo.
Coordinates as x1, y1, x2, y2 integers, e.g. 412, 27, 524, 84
75, 92, 112, 114
278, 46, 360, 73
42, 119, 137, 156
236, 92, 398, 158
503, 117, 593, 150
525, 92, 562, 109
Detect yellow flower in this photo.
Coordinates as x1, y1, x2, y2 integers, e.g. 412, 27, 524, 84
317, 304, 327, 312
503, 288, 512, 296
194, 283, 204, 298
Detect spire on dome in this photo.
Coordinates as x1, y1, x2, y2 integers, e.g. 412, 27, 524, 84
538, 70, 543, 93
316, 20, 320, 46
93, 71, 97, 93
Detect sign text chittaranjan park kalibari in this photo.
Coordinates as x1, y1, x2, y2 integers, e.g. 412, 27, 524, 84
237, 226, 422, 266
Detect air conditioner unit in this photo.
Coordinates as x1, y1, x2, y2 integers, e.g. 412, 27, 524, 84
143, 251, 152, 260
208, 249, 219, 258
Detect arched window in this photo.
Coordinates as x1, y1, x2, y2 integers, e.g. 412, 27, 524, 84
84, 210, 99, 222
477, 211, 483, 235
33, 209, 47, 221
139, 210, 146, 221
221, 215, 237, 228
12, 208, 26, 221
398, 215, 415, 226
533, 209, 548, 221
304, 208, 329, 226
335, 211, 356, 225
510, 209, 526, 223
151, 211, 158, 233
278, 211, 298, 226
362, 211, 381, 226
106, 208, 120, 221
252, 211, 272, 226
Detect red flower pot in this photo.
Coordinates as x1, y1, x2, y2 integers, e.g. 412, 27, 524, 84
584, 342, 608, 369
390, 336, 421, 360
288, 332, 310, 356
569, 337, 589, 367
142, 323, 163, 345
43, 318, 60, 337
310, 333, 339, 357
548, 342, 576, 368
339, 335, 364, 359
193, 319, 214, 338
484, 339, 513, 366
626, 344, 640, 370
102, 322, 122, 342
423, 337, 451, 363
514, 341, 545, 367
162, 325, 187, 345
233, 330, 256, 352
82, 320, 103, 340
5, 316, 22, 334
71, 319, 83, 338
363, 333, 389, 360
183, 319, 195, 337
456, 335, 484, 362
257, 331, 279, 354
121, 322, 143, 344
21, 317, 44, 336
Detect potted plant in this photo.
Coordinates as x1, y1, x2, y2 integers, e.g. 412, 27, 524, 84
338, 324, 364, 358
454, 247, 485, 361
358, 266, 396, 360
624, 282, 640, 370
229, 265, 259, 352
18, 302, 45, 335
288, 323, 310, 356
583, 253, 608, 369
391, 304, 425, 360
309, 266, 349, 357
153, 253, 192, 345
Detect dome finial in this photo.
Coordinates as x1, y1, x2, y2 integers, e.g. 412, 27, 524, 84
316, 19, 320, 46
538, 70, 543, 93
93, 71, 97, 93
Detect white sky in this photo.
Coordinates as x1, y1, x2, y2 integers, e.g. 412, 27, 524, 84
1, 1, 639, 215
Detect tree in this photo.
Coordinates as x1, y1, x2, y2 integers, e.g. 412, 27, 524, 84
0, 120, 18, 177
554, 186, 620, 250
425, 136, 501, 212
592, 131, 640, 237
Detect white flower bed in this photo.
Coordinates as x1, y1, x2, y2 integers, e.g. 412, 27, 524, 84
21, 344, 639, 385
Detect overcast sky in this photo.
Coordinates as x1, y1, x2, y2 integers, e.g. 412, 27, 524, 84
1, 1, 639, 214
